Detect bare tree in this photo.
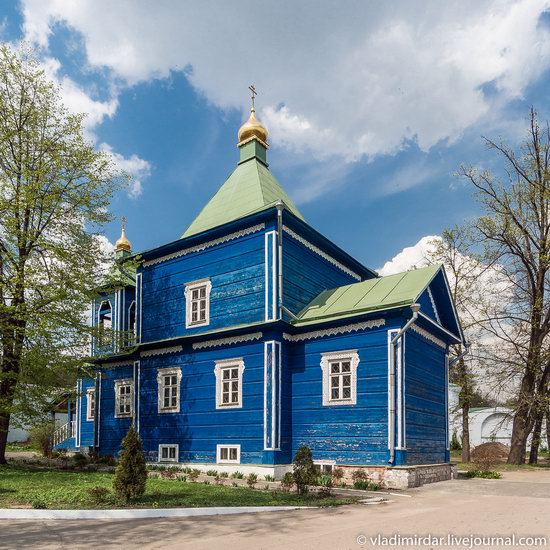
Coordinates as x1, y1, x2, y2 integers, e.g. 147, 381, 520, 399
459, 108, 550, 464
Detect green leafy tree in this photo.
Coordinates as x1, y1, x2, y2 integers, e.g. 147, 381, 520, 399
292, 446, 317, 495
113, 425, 147, 502
0, 45, 125, 464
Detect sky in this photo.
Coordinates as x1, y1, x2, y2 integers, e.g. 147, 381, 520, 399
2, 0, 550, 272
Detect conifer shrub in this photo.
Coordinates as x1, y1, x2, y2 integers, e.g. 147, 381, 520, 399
113, 425, 147, 503
292, 446, 317, 494
281, 472, 294, 492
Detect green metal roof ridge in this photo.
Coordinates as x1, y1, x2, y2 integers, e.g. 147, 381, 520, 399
181, 157, 304, 238
294, 264, 442, 325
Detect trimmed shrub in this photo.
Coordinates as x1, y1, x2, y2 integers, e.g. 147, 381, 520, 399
292, 446, 317, 495
317, 474, 333, 497
113, 425, 147, 503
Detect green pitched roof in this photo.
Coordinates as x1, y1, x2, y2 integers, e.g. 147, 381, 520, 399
182, 157, 304, 238
294, 264, 441, 326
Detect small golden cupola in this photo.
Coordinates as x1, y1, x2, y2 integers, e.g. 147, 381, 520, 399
115, 217, 132, 255
238, 84, 269, 147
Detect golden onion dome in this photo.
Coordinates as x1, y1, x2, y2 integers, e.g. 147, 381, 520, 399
238, 107, 268, 146
115, 222, 132, 253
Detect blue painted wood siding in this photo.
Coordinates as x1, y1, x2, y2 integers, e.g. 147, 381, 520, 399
404, 331, 447, 464
98, 341, 266, 462
77, 378, 96, 449
282, 233, 359, 316
97, 365, 134, 456
139, 232, 265, 343
287, 326, 393, 465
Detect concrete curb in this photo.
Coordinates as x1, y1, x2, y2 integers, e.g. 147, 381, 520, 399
0, 506, 305, 520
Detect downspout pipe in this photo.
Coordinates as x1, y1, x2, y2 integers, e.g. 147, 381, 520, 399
388, 303, 421, 465
448, 342, 470, 368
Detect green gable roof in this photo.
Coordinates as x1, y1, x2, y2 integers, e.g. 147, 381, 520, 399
182, 157, 304, 238
294, 264, 441, 326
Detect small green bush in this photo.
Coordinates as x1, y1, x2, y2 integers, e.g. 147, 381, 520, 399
450, 431, 462, 451
292, 446, 317, 495
73, 453, 88, 468
247, 473, 258, 488
113, 426, 147, 503
317, 475, 333, 497
332, 468, 344, 482
206, 469, 218, 477
29, 422, 55, 457
220, 471, 229, 478
87, 486, 111, 504
264, 474, 275, 482
281, 472, 294, 492
353, 479, 380, 491
31, 498, 47, 509
465, 470, 502, 479
230, 471, 244, 479
188, 469, 201, 481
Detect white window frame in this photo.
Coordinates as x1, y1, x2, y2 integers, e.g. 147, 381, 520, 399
216, 444, 241, 464
158, 444, 179, 463
114, 379, 133, 418
184, 279, 212, 328
314, 459, 336, 474
86, 388, 96, 421
157, 367, 182, 413
320, 350, 359, 406
214, 358, 245, 409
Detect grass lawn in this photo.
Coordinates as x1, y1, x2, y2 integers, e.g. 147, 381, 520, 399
0, 464, 355, 509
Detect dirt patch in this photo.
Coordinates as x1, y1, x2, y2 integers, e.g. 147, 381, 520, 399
471, 442, 510, 463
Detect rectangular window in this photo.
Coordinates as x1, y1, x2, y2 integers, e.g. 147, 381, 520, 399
214, 359, 244, 409
320, 350, 359, 406
217, 444, 241, 464
158, 444, 179, 463
314, 461, 335, 474
114, 379, 133, 418
157, 368, 181, 413
86, 388, 96, 421
185, 279, 211, 328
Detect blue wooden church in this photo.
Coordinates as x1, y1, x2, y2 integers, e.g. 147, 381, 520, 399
55, 98, 464, 485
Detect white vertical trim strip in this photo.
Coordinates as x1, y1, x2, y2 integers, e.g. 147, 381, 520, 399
271, 343, 276, 449
272, 232, 277, 320
278, 342, 282, 449
263, 341, 268, 449
97, 373, 102, 447
136, 361, 141, 434
445, 353, 449, 451
264, 233, 269, 321
396, 335, 403, 449
76, 379, 81, 448
387, 330, 398, 450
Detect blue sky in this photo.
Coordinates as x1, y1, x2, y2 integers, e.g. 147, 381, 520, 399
3, 1, 550, 271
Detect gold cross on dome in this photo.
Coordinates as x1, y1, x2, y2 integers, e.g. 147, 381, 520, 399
249, 84, 257, 110
121, 216, 126, 231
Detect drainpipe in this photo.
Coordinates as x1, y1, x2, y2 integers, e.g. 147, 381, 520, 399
388, 303, 421, 465
448, 342, 470, 367
276, 201, 284, 320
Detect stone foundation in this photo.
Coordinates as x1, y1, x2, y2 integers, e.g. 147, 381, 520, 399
339, 463, 457, 490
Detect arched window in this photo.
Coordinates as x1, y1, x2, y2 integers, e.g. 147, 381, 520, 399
97, 300, 112, 347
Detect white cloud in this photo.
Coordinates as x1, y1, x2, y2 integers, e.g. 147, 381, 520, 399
19, 0, 550, 163
37, 56, 151, 198
378, 235, 439, 275
100, 144, 152, 199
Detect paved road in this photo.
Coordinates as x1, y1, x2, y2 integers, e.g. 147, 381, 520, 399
1, 470, 549, 550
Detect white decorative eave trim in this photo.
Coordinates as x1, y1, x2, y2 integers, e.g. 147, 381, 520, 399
140, 345, 183, 358
283, 318, 385, 342
282, 226, 362, 281
410, 324, 446, 349
427, 286, 442, 324
193, 332, 263, 350
144, 224, 266, 267
97, 360, 134, 368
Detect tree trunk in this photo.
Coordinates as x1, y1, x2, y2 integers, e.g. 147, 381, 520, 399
0, 414, 9, 465
529, 412, 543, 464
546, 408, 550, 456
461, 401, 471, 463
508, 403, 532, 464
